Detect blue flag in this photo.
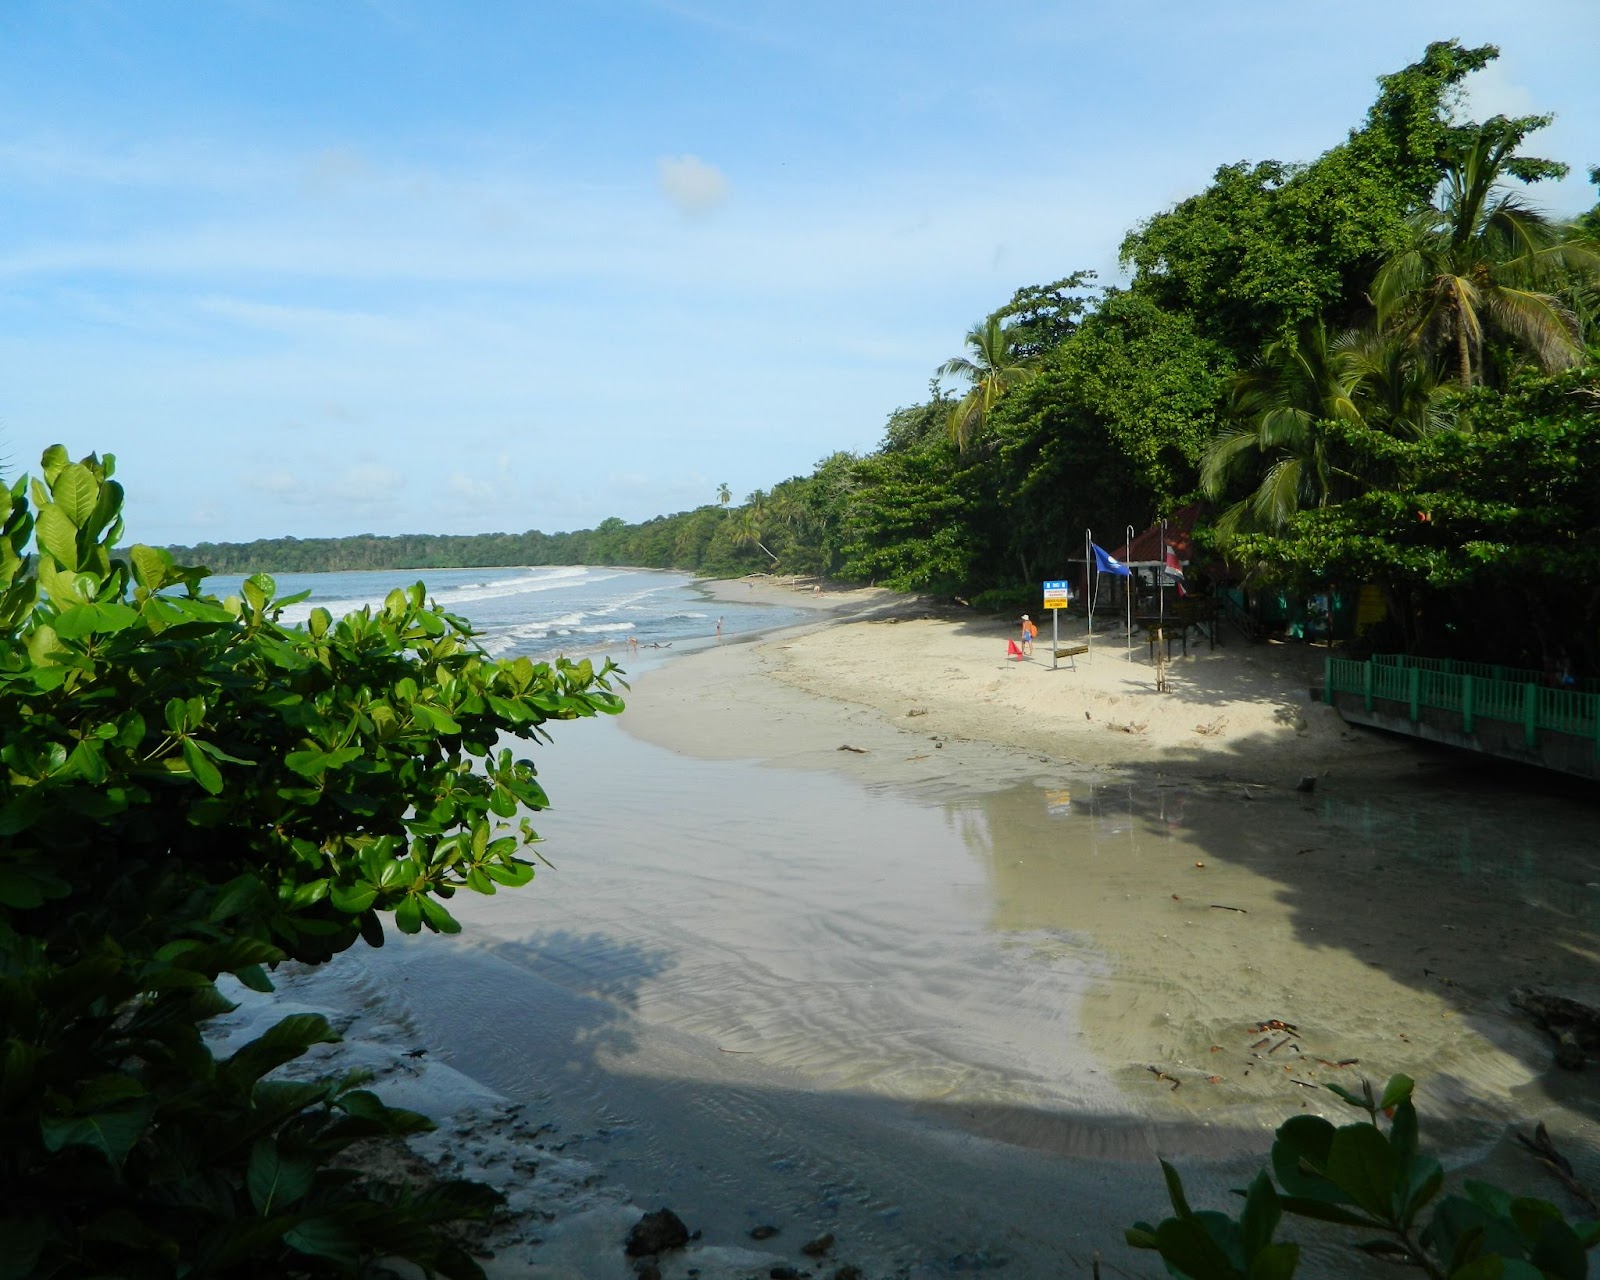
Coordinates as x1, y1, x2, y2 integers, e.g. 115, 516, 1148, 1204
1091, 543, 1131, 576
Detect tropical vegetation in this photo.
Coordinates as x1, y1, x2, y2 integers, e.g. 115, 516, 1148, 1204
170, 40, 1600, 674
1, 448, 622, 1276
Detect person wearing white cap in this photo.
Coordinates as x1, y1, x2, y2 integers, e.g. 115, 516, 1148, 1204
1019, 613, 1037, 657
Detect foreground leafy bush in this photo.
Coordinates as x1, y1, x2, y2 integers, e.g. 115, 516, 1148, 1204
0, 447, 622, 1277
1129, 1075, 1600, 1279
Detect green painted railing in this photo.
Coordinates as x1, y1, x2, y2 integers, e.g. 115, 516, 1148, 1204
1326, 655, 1600, 755
1371, 652, 1600, 696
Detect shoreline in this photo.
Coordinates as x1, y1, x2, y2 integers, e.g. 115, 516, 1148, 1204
620, 579, 1600, 1186
231, 576, 1600, 1278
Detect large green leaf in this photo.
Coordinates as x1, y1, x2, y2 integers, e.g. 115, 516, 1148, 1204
1325, 1123, 1400, 1220
33, 503, 80, 569
247, 1138, 316, 1214
1272, 1115, 1339, 1200
1153, 1215, 1244, 1280
1246, 1242, 1300, 1280
221, 1014, 339, 1088
39, 1102, 155, 1167
284, 1216, 360, 1265
52, 462, 98, 527
182, 737, 224, 794
128, 543, 172, 591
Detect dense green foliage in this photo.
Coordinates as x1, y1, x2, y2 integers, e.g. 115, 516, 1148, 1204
170, 39, 1600, 671
2, 448, 621, 1276
1130, 1075, 1600, 1280
1234, 369, 1600, 669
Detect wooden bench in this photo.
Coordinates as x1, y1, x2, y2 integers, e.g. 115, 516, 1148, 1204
1053, 644, 1089, 670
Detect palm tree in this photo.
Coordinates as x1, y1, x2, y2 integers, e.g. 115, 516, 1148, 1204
716, 482, 731, 509
733, 502, 778, 563
1201, 322, 1370, 536
936, 315, 1037, 450
1373, 119, 1600, 389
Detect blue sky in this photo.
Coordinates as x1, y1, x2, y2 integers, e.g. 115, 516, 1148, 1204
2, 2, 1596, 547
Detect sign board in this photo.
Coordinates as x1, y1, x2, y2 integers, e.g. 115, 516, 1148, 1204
1042, 579, 1071, 610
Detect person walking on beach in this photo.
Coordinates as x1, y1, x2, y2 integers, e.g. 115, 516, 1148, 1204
716, 617, 723, 642
628, 633, 638, 656
1019, 614, 1037, 658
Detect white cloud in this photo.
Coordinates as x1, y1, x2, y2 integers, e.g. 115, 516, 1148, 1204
656, 154, 730, 217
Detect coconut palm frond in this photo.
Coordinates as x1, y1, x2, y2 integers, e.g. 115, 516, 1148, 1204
1252, 457, 1306, 528
945, 390, 984, 449
1484, 286, 1586, 370
1200, 426, 1266, 497
936, 356, 980, 380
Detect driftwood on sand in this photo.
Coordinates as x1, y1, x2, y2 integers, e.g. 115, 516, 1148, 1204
1510, 988, 1600, 1070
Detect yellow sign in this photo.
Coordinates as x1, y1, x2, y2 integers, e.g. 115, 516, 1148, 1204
1042, 591, 1070, 609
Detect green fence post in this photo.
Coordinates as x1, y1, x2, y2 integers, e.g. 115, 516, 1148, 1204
1461, 675, 1474, 735
1408, 667, 1420, 722
1363, 661, 1373, 712
1523, 682, 1538, 748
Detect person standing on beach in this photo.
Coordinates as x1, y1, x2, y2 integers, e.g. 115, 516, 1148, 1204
716, 617, 723, 642
1019, 614, 1037, 657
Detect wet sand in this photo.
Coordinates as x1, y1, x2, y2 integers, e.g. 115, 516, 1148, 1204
628, 582, 1600, 1137
236, 579, 1600, 1278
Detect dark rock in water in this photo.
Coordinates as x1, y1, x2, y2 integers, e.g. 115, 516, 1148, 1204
832, 1268, 864, 1280
633, 1263, 662, 1280
769, 1269, 803, 1280
625, 1207, 690, 1257
750, 1224, 780, 1240
800, 1232, 835, 1257
1295, 775, 1316, 793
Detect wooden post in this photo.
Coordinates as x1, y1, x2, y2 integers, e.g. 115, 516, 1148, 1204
1323, 656, 1332, 705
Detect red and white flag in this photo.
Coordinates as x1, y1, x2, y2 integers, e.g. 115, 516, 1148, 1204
1163, 544, 1187, 597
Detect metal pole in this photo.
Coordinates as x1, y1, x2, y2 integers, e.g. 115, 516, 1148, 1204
1125, 523, 1134, 661
1085, 529, 1094, 646
1052, 608, 1059, 670
1159, 517, 1167, 629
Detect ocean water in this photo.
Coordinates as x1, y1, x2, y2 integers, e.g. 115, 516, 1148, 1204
203, 565, 809, 662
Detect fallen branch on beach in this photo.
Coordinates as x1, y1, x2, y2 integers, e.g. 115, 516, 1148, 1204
1518, 1122, 1600, 1213
1145, 1065, 1182, 1091
836, 744, 868, 753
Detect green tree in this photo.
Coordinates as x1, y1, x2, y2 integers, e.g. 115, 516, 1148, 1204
1234, 367, 1600, 666
937, 315, 1038, 451
1, 447, 622, 1276
1120, 41, 1506, 353
1202, 322, 1376, 535
990, 271, 1097, 358
1374, 115, 1600, 388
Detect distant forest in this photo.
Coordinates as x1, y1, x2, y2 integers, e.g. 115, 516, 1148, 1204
170, 41, 1600, 673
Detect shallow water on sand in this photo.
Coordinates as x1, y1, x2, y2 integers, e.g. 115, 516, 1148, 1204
311, 700, 1599, 1274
